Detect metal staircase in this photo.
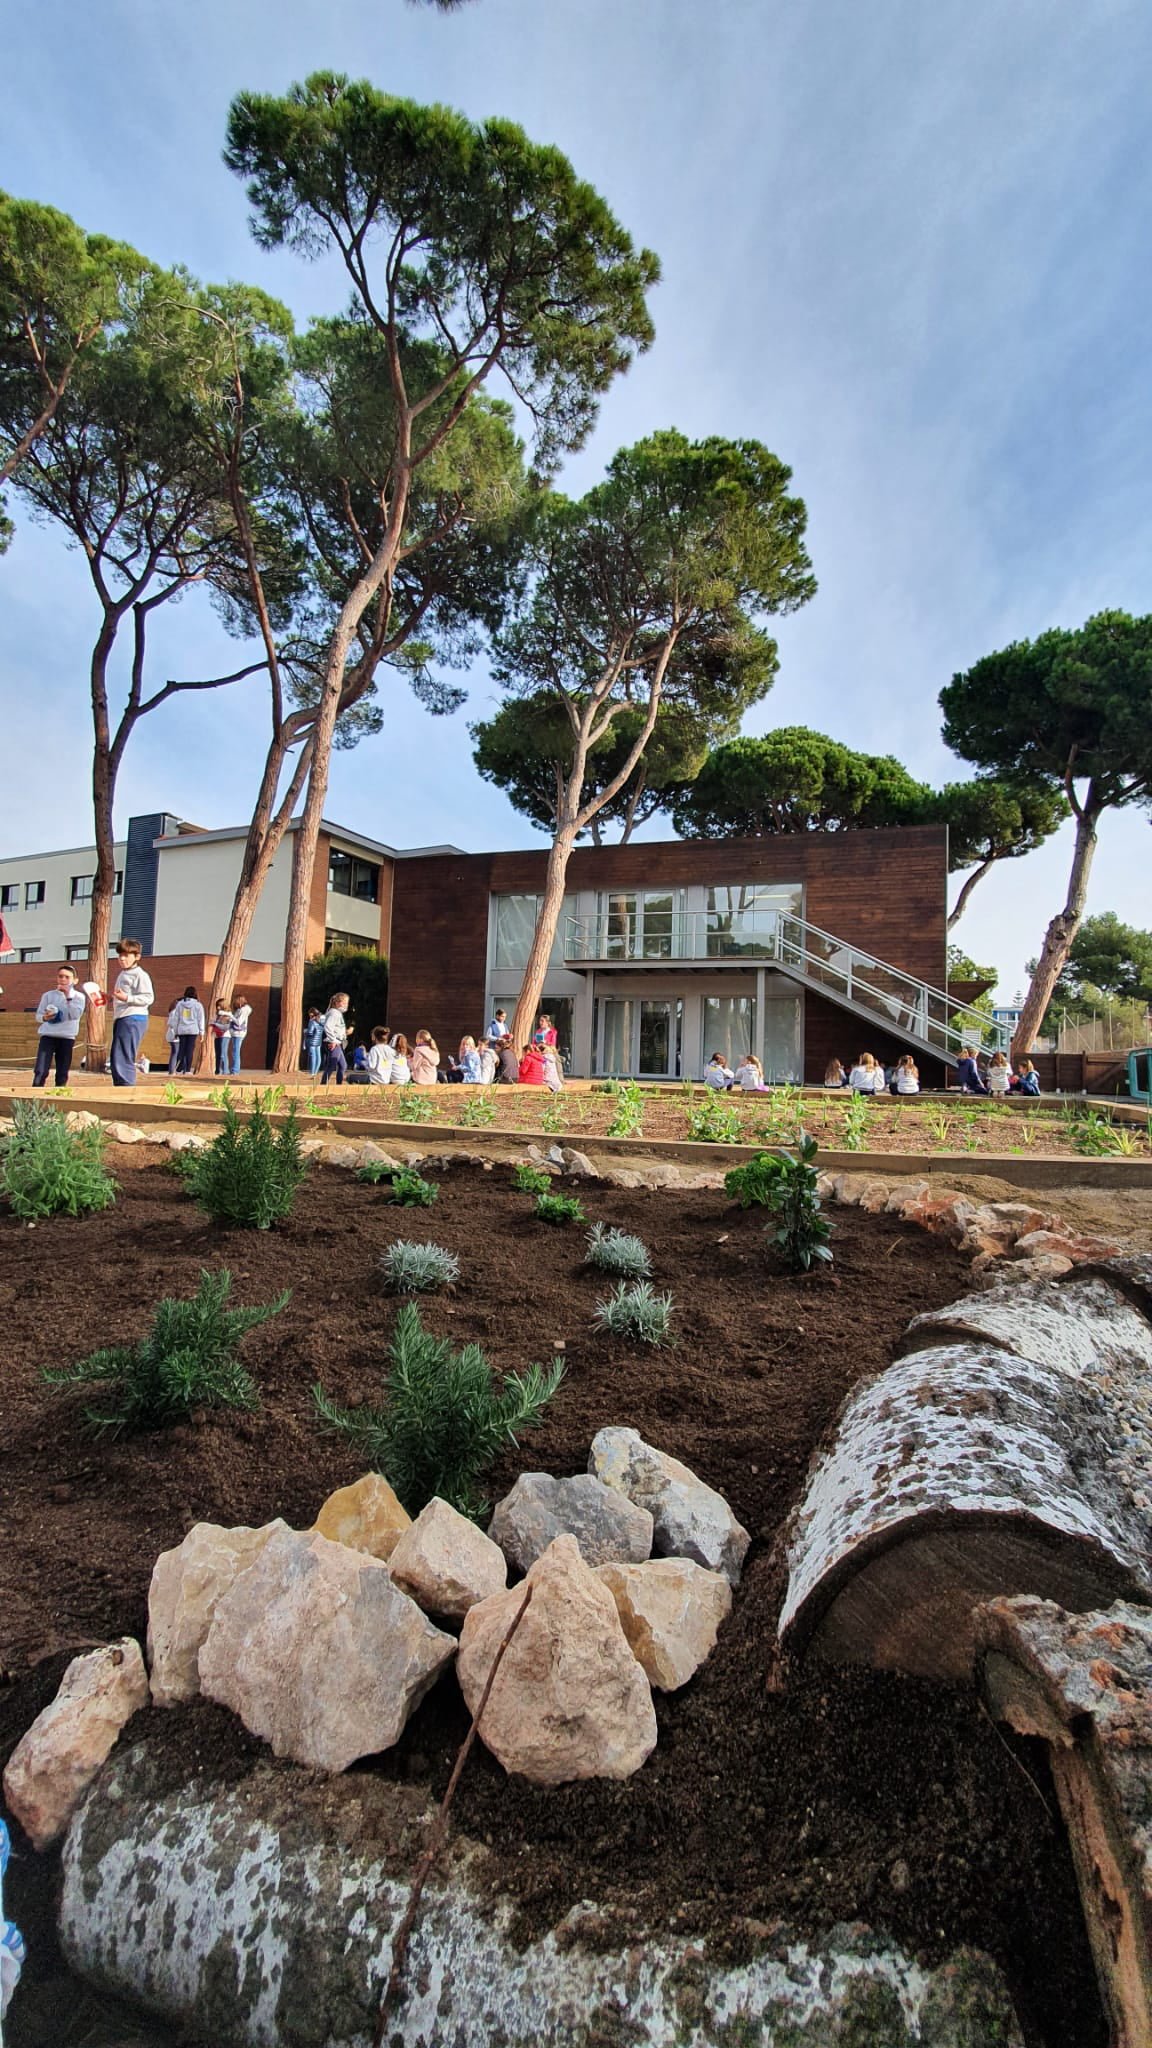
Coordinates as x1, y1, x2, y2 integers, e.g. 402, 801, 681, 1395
563, 907, 1007, 1067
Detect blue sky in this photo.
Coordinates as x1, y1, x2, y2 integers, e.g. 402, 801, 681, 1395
3, 0, 1151, 996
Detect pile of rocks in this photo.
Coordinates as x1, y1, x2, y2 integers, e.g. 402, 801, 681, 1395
3, 1434, 748, 1848
822, 1172, 1120, 1278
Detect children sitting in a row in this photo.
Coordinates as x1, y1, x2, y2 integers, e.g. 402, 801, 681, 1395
956, 1050, 1040, 1096
823, 1049, 1042, 1096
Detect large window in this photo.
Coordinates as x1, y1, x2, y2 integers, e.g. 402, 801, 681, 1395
325, 929, 379, 954
600, 889, 679, 960
328, 849, 380, 903
492, 895, 571, 970
706, 882, 801, 957
703, 995, 757, 1070
24, 880, 45, 909
70, 872, 122, 903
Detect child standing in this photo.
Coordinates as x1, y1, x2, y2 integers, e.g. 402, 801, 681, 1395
171, 986, 205, 1074
228, 995, 252, 1075
109, 940, 154, 1088
321, 993, 350, 1085
210, 1001, 234, 1075
303, 1008, 324, 1076
32, 969, 86, 1088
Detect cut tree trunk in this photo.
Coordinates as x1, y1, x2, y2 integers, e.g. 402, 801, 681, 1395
778, 1270, 1152, 1681
1011, 802, 1100, 1061
977, 1593, 1152, 2048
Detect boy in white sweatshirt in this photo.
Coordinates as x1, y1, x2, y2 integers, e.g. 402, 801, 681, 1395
32, 969, 87, 1088
109, 939, 154, 1088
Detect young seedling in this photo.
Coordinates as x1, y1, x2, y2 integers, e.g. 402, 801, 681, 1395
457, 1092, 496, 1129
396, 1093, 436, 1124
512, 1162, 553, 1195
685, 1092, 742, 1143
314, 1300, 564, 1518
593, 1280, 674, 1347
45, 1268, 287, 1435
387, 1169, 440, 1207
381, 1241, 461, 1293
840, 1095, 870, 1153
535, 1190, 586, 1226
584, 1222, 652, 1280
759, 1132, 833, 1273
606, 1080, 645, 1139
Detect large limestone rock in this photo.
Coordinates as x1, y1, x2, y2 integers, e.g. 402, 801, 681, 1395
3, 1639, 148, 1849
457, 1535, 657, 1784
388, 1498, 507, 1621
596, 1558, 732, 1690
148, 1518, 290, 1706
589, 1427, 750, 1586
488, 1471, 653, 1572
312, 1471, 410, 1560
198, 1527, 455, 1772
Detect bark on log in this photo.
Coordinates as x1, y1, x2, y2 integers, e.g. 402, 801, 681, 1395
976, 1594, 1152, 2048
779, 1272, 1152, 1681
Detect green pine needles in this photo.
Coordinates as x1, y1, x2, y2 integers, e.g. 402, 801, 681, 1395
178, 1100, 306, 1229
45, 1268, 288, 1435
584, 1221, 652, 1279
593, 1279, 674, 1346
381, 1240, 461, 1292
1, 1102, 117, 1220
314, 1301, 565, 1519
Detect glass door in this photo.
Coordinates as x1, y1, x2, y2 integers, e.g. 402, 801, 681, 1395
596, 997, 681, 1077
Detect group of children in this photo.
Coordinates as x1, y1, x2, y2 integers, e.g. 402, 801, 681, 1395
698, 1046, 1043, 1097
303, 998, 565, 1090
30, 942, 252, 1088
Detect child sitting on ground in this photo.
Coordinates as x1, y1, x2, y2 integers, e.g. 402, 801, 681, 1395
733, 1053, 766, 1091
893, 1054, 920, 1095
458, 1035, 483, 1083
367, 1026, 394, 1084
987, 1050, 1011, 1096
824, 1058, 847, 1089
703, 1051, 734, 1090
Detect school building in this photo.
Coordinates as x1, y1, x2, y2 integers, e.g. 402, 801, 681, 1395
2, 809, 992, 1080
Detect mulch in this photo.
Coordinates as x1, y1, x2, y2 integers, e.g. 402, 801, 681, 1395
0, 1154, 1106, 2048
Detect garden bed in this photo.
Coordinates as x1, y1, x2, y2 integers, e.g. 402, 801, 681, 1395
0, 1155, 1105, 2047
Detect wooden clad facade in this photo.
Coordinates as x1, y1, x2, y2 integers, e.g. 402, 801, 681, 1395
386, 828, 949, 1082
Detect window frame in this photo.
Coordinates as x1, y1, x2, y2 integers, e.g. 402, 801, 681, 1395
24, 880, 46, 909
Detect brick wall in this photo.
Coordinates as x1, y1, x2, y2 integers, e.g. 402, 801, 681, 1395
0, 954, 278, 1067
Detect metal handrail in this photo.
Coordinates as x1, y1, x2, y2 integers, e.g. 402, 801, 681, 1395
562, 909, 1007, 1062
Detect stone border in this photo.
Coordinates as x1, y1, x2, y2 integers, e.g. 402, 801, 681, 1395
4, 1090, 1151, 1189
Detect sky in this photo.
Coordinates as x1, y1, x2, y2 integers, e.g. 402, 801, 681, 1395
3, 0, 1151, 999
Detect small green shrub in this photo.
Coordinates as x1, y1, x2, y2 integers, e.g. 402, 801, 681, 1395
0, 1102, 117, 1220
536, 1190, 586, 1226
760, 1131, 833, 1272
357, 1158, 405, 1184
396, 1092, 436, 1124
538, 1097, 567, 1135
162, 1081, 185, 1105
841, 1095, 871, 1152
593, 1279, 674, 1346
381, 1240, 461, 1292
305, 1097, 343, 1118
585, 1221, 652, 1280
178, 1101, 306, 1229
206, 1084, 235, 1109
388, 1168, 439, 1206
45, 1268, 288, 1435
314, 1300, 564, 1518
685, 1090, 742, 1143
1073, 1110, 1132, 1157
724, 1151, 785, 1208
249, 1084, 285, 1116
457, 1091, 496, 1128
512, 1162, 553, 1195
606, 1080, 645, 1138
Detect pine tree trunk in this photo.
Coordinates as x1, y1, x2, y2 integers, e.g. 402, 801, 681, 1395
1011, 802, 1100, 1062
83, 624, 118, 1070
199, 732, 312, 1070
510, 823, 579, 1053
272, 642, 357, 1073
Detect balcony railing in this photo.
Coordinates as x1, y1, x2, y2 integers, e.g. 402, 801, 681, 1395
563, 909, 1008, 1063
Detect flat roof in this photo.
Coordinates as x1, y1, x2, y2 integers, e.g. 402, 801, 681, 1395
153, 818, 463, 860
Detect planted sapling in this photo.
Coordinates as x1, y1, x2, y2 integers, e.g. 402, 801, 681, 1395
585, 1222, 652, 1280
593, 1279, 674, 1346
381, 1240, 461, 1293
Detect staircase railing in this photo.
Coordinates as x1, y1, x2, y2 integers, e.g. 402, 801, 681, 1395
562, 908, 1007, 1063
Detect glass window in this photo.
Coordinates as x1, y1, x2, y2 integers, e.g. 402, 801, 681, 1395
492, 895, 570, 970
597, 997, 635, 1076
24, 880, 45, 909
603, 891, 636, 959
65, 945, 88, 961
703, 995, 758, 1071
706, 883, 801, 957
641, 893, 675, 959
328, 850, 380, 902
762, 996, 803, 1083
0, 883, 17, 909
114, 870, 123, 896
639, 998, 682, 1076
537, 995, 575, 1070
71, 875, 93, 903
597, 889, 681, 959
20, 947, 41, 963
324, 929, 379, 954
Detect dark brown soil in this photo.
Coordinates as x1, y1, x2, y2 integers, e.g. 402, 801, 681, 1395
0, 1155, 1105, 2048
